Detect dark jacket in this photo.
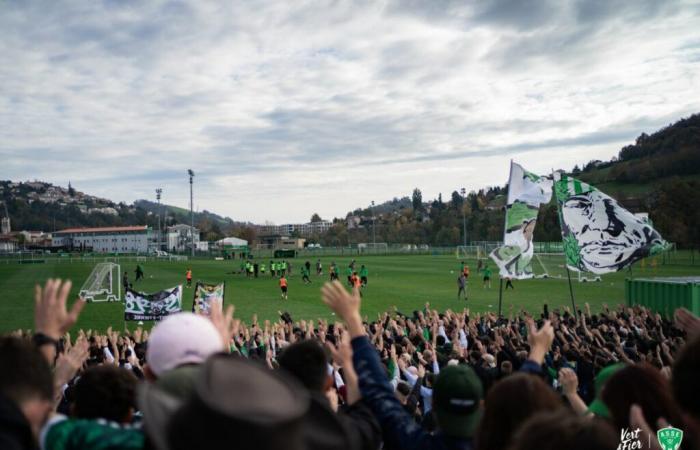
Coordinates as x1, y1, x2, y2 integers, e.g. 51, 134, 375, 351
0, 394, 36, 450
302, 391, 381, 450
351, 336, 473, 450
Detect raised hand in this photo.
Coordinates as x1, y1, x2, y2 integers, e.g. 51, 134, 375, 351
53, 337, 90, 399
208, 300, 237, 349
526, 318, 554, 365
321, 281, 364, 337
674, 308, 700, 339
558, 367, 578, 396
34, 279, 85, 340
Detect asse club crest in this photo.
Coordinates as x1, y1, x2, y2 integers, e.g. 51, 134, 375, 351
657, 426, 683, 450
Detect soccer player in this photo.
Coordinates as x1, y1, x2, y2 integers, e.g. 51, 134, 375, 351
505, 277, 515, 290
329, 262, 337, 281
122, 271, 131, 291
351, 271, 362, 295
463, 264, 470, 280
316, 259, 322, 276
302, 265, 311, 284
186, 268, 193, 288
359, 264, 368, 287
253, 262, 259, 278
482, 265, 492, 288
271, 261, 277, 277
260, 262, 266, 275
346, 265, 353, 287
279, 275, 288, 300
457, 272, 467, 300
135, 264, 144, 282
333, 264, 340, 282
305, 260, 311, 274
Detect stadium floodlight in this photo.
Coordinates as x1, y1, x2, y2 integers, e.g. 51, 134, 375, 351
188, 170, 195, 257
371, 200, 376, 249
156, 188, 163, 251
460, 187, 467, 247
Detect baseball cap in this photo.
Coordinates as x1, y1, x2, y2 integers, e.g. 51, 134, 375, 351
588, 363, 625, 418
146, 313, 224, 376
139, 354, 309, 450
432, 365, 483, 438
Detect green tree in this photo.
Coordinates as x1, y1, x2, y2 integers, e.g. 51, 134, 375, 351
412, 188, 423, 211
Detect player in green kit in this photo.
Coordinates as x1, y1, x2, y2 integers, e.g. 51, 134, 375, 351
345, 265, 353, 287
260, 262, 266, 275
482, 265, 492, 288
359, 264, 368, 287
302, 265, 311, 284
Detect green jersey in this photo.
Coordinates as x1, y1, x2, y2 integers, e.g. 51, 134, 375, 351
345, 267, 353, 276
484, 267, 492, 277
42, 416, 145, 450
359, 267, 368, 277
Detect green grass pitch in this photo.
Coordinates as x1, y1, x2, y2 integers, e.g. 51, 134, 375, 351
0, 254, 696, 333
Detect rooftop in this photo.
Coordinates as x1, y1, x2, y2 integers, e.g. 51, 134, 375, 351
55, 226, 148, 234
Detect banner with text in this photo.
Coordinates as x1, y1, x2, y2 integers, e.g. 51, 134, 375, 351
124, 285, 182, 321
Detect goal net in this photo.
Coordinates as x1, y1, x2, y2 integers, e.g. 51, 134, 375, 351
79, 262, 121, 303
533, 253, 602, 282
358, 243, 388, 254
456, 245, 485, 260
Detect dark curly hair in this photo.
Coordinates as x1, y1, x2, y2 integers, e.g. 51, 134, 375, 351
73, 365, 137, 423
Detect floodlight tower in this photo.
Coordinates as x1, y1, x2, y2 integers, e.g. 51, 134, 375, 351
156, 188, 163, 251
188, 170, 195, 257
371, 200, 376, 248
460, 187, 467, 247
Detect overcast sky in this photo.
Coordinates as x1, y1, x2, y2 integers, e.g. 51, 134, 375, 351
1, 1, 699, 223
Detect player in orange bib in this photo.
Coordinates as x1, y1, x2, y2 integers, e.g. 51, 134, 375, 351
186, 268, 193, 288
279, 275, 288, 300
463, 265, 470, 279
351, 271, 363, 296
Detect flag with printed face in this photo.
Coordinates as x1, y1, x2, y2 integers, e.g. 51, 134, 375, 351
490, 162, 552, 279
192, 282, 225, 316
553, 172, 667, 274
124, 285, 182, 321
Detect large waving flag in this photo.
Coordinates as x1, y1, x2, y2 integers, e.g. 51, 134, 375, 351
490, 162, 552, 279
553, 172, 667, 274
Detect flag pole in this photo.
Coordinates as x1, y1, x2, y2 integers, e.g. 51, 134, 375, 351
565, 267, 578, 316
497, 160, 513, 318
553, 170, 578, 318
498, 277, 504, 316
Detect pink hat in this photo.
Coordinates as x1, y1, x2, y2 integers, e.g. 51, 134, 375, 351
146, 313, 224, 376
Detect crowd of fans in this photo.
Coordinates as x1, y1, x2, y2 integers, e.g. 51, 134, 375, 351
1, 277, 699, 450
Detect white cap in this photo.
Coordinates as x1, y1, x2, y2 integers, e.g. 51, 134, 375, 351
146, 313, 224, 376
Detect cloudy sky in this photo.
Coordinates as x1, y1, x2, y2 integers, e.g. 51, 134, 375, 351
1, 1, 699, 223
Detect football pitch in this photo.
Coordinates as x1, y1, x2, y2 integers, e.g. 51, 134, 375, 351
0, 254, 697, 333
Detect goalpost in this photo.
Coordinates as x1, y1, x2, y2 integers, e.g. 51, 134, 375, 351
532, 253, 602, 282
358, 243, 389, 254
79, 262, 121, 303
456, 245, 485, 260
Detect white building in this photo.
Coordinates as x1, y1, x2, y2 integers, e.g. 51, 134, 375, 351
166, 224, 200, 252
52, 226, 152, 253
257, 221, 331, 237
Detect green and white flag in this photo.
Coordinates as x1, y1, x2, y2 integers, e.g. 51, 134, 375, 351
192, 282, 225, 316
490, 162, 552, 279
553, 172, 667, 274
124, 285, 182, 321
